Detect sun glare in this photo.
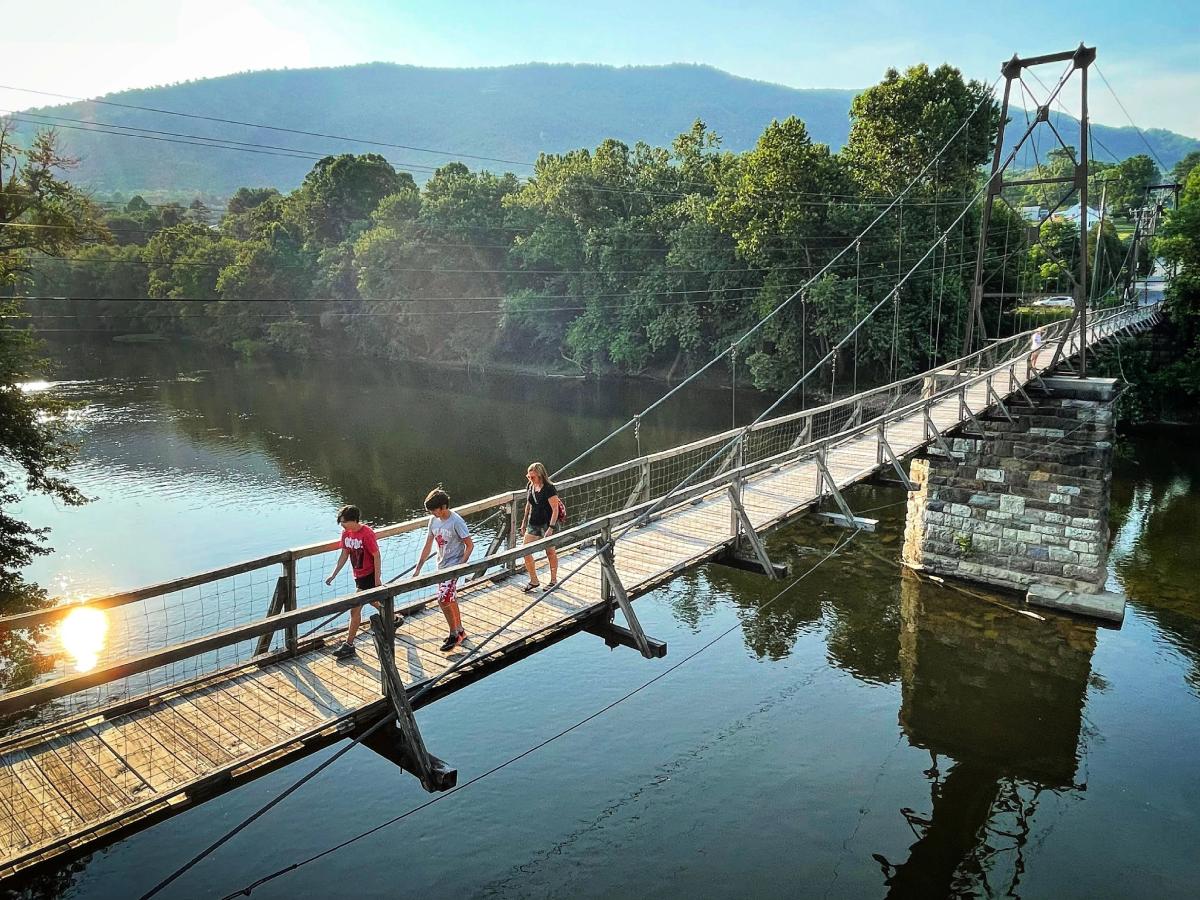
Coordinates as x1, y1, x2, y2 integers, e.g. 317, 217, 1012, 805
59, 607, 108, 673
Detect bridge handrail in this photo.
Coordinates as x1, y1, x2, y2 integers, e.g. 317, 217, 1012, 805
0, 302, 1155, 720
0, 304, 1136, 634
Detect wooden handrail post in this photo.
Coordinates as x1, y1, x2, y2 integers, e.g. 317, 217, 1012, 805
283, 552, 298, 655
507, 495, 519, 573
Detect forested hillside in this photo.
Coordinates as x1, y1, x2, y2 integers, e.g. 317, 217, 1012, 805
11, 62, 1197, 196
11, 63, 1170, 398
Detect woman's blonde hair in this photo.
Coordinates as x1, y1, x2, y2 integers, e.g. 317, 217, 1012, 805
526, 461, 553, 488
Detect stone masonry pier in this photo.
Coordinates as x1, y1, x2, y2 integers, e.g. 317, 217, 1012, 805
902, 376, 1118, 597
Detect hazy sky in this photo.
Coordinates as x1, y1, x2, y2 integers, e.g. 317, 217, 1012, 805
4, 0, 1197, 137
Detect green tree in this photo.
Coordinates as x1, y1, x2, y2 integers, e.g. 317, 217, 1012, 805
289, 154, 412, 246
0, 123, 98, 689
841, 63, 997, 196
1108, 154, 1161, 216
1171, 151, 1200, 187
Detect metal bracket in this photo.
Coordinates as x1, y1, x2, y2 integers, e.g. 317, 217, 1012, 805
370, 616, 456, 792
597, 537, 657, 658
922, 407, 952, 455
726, 481, 778, 579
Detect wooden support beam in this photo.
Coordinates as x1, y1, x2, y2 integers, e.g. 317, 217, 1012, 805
922, 407, 952, 455
714, 548, 791, 578
726, 481, 778, 580
253, 576, 289, 657
816, 512, 878, 532
878, 430, 917, 491
986, 381, 1014, 422
815, 451, 867, 531
584, 621, 667, 657
597, 537, 657, 658
369, 616, 454, 792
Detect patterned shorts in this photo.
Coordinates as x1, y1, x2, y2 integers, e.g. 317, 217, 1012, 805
436, 579, 458, 606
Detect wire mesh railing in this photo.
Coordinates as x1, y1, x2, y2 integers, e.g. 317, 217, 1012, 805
0, 302, 1157, 739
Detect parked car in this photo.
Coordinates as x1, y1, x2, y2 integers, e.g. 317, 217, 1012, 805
1031, 296, 1075, 308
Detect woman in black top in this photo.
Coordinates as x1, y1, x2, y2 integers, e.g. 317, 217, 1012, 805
520, 461, 564, 592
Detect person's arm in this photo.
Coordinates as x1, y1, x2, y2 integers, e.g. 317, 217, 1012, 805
546, 495, 564, 534
412, 532, 435, 577
371, 549, 382, 587
456, 517, 473, 563
520, 493, 531, 533
325, 548, 349, 585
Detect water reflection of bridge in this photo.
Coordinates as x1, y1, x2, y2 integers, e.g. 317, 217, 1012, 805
882, 571, 1096, 897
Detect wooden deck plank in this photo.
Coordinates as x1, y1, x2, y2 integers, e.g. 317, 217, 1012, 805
85, 717, 187, 796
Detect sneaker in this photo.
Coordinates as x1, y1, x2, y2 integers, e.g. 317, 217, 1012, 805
332, 642, 356, 660
439, 633, 459, 652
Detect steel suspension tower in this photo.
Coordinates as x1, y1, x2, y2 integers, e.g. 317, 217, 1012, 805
964, 44, 1096, 375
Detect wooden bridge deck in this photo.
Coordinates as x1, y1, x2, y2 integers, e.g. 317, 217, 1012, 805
0, 308, 1156, 877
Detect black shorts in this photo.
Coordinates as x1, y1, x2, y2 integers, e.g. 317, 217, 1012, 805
355, 574, 377, 590
527, 524, 555, 538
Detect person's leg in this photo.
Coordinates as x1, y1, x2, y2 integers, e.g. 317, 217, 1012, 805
546, 545, 559, 584
522, 531, 541, 586
344, 605, 362, 645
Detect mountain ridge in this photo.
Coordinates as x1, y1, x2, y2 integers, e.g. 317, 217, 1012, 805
13, 62, 1197, 196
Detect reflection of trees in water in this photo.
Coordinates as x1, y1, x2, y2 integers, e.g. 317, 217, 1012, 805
46, 333, 765, 527
877, 571, 1096, 898
693, 506, 907, 676
1109, 431, 1200, 696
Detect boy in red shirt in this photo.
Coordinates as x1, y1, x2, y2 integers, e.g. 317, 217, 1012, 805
325, 504, 382, 659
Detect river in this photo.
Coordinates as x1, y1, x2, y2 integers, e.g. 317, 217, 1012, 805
6, 334, 1200, 899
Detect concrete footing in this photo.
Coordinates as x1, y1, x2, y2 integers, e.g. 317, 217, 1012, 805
1026, 583, 1126, 624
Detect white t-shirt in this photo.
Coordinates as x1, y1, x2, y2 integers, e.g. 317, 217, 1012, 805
428, 511, 470, 569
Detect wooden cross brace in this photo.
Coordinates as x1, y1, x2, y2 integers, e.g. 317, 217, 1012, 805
369, 615, 456, 792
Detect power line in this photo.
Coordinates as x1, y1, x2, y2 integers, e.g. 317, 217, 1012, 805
1093, 64, 1169, 173
0, 83, 536, 169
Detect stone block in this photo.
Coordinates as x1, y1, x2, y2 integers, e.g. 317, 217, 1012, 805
999, 494, 1026, 514
1078, 553, 1101, 568
1044, 512, 1071, 525
1029, 427, 1066, 438
1048, 493, 1071, 504
976, 468, 1005, 483
969, 493, 1001, 509
1049, 546, 1079, 564
1068, 539, 1094, 553
985, 510, 1012, 523
1027, 545, 1050, 561
1055, 484, 1082, 496
1029, 471, 1051, 482
1071, 516, 1102, 529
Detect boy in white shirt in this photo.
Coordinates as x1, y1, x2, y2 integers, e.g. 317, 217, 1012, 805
413, 488, 473, 652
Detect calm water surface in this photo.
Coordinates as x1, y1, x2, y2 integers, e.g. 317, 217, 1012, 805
7, 336, 1200, 899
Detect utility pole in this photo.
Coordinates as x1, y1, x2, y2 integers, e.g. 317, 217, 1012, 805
964, 44, 1096, 378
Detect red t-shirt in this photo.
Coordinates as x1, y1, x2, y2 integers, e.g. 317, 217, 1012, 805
341, 525, 380, 578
